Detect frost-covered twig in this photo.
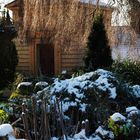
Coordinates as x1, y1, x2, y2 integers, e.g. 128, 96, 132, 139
11, 118, 22, 126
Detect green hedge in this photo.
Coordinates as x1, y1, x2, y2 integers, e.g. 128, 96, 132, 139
111, 60, 140, 85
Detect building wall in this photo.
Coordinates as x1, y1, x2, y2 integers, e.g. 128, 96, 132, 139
16, 44, 31, 73
111, 26, 140, 60
59, 8, 113, 73
7, 1, 113, 75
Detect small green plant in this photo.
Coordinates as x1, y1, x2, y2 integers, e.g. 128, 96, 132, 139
0, 109, 9, 124
10, 90, 21, 100
13, 72, 25, 88
108, 117, 135, 138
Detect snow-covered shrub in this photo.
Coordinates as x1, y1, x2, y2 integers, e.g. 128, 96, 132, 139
129, 85, 140, 99
17, 82, 33, 95
34, 81, 48, 92
2, 69, 140, 139
34, 69, 120, 133
126, 106, 140, 138
0, 109, 9, 124
126, 106, 139, 118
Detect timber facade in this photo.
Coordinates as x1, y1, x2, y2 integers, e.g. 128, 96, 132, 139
6, 0, 113, 75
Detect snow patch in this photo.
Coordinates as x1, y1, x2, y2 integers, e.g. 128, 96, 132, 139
0, 124, 13, 136
95, 126, 114, 139
80, 0, 107, 6
126, 106, 139, 117
74, 129, 87, 139
61, 101, 77, 112
94, 69, 117, 99
131, 85, 140, 98
74, 129, 102, 140
17, 82, 32, 89
8, 135, 16, 140
50, 69, 117, 99
110, 113, 126, 122
35, 81, 48, 87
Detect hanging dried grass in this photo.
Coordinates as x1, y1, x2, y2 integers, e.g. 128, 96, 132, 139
19, 0, 111, 49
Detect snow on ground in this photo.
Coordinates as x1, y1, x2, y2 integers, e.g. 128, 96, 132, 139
74, 129, 102, 140
110, 112, 126, 122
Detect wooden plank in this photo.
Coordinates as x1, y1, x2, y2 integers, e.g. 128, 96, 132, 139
62, 54, 84, 59
17, 62, 30, 67
19, 59, 30, 63
18, 55, 30, 59
17, 51, 30, 55
62, 59, 82, 63
62, 51, 85, 55
62, 63, 83, 67
54, 44, 61, 74
61, 65, 83, 73
16, 47, 30, 51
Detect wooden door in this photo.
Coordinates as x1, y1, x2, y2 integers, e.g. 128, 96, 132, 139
37, 44, 54, 76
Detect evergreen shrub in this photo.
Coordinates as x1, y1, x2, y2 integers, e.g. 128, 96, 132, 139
111, 60, 140, 85
84, 11, 113, 71
0, 11, 18, 89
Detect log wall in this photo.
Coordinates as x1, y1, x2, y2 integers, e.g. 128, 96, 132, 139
16, 46, 31, 73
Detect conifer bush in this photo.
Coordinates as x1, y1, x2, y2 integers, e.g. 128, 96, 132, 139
0, 11, 18, 89
84, 12, 113, 70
